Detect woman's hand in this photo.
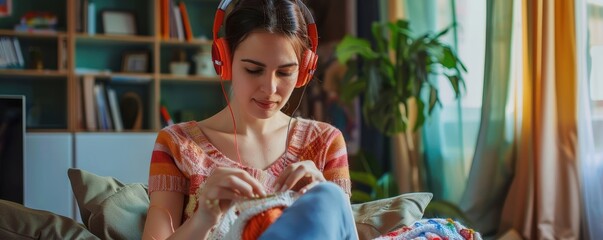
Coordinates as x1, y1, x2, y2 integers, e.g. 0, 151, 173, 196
195, 167, 266, 223
274, 160, 325, 194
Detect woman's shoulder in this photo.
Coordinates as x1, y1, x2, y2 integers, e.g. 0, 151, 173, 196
160, 121, 200, 132
157, 121, 204, 140
295, 117, 342, 135
292, 118, 343, 149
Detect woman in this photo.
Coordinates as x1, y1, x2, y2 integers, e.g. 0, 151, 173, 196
142, 0, 358, 239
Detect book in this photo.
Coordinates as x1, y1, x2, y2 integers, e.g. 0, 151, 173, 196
179, 2, 193, 41
107, 88, 124, 132
1, 38, 17, 67
82, 75, 97, 130
173, 6, 184, 40
12, 38, 24, 68
93, 83, 112, 130
0, 38, 9, 68
161, 0, 170, 39
168, 0, 177, 39
87, 2, 96, 35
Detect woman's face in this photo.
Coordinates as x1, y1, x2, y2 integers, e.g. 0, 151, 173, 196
230, 31, 299, 120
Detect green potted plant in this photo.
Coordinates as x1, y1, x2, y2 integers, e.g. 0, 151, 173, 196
335, 19, 466, 135
336, 19, 468, 222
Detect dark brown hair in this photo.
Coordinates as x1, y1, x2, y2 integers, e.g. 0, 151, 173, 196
224, 0, 310, 60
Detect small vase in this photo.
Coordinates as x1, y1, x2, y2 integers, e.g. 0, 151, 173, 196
170, 62, 190, 76
193, 52, 216, 77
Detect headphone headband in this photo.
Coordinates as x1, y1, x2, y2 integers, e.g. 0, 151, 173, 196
212, 0, 319, 87
212, 0, 318, 52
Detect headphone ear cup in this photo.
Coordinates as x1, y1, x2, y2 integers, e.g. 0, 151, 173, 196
212, 38, 232, 80
296, 49, 318, 88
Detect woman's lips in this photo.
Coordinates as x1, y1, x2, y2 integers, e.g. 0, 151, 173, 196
254, 99, 277, 109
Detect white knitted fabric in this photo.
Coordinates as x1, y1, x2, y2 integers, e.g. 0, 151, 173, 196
207, 191, 299, 240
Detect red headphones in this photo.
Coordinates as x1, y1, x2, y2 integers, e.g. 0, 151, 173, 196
211, 0, 319, 88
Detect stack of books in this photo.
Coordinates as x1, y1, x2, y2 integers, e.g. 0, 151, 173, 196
0, 37, 24, 69
161, 0, 193, 41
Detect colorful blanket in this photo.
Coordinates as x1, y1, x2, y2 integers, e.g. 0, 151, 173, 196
374, 218, 482, 240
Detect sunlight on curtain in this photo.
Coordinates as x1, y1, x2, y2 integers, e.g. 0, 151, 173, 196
577, 1, 603, 238
411, 0, 486, 203
498, 0, 582, 238
458, 0, 516, 236
436, 0, 486, 179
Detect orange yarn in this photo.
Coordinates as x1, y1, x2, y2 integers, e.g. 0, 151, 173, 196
242, 207, 285, 240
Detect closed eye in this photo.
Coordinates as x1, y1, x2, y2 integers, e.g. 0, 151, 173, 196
245, 68, 263, 74
278, 71, 294, 77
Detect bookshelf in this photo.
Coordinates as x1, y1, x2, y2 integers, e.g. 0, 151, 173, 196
0, 0, 223, 132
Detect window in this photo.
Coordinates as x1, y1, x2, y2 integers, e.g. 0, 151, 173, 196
432, 0, 487, 171
587, 1, 603, 152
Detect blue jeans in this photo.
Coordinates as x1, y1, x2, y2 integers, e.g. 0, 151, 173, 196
259, 182, 358, 240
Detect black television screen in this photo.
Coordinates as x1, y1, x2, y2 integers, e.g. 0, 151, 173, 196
0, 95, 25, 204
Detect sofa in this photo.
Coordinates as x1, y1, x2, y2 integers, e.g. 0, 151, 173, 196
0, 168, 432, 240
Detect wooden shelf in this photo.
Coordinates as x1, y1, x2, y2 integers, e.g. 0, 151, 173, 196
76, 72, 153, 77
160, 74, 220, 82
0, 69, 69, 77
27, 128, 70, 133
1, 0, 224, 133
0, 29, 66, 39
76, 34, 155, 44
76, 72, 154, 82
160, 38, 212, 46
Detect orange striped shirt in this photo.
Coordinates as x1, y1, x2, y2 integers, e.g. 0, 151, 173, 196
148, 118, 351, 219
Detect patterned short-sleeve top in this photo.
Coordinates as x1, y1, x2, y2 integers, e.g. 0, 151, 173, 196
148, 118, 351, 238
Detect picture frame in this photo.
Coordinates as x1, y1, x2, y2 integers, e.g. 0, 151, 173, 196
122, 52, 149, 73
101, 10, 137, 35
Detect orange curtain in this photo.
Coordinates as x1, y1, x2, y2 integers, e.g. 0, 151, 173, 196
498, 0, 581, 238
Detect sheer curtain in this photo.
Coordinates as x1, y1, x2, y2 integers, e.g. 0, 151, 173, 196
459, 0, 515, 236
577, 1, 603, 239
402, 0, 486, 203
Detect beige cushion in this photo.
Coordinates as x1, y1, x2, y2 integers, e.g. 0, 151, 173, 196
68, 168, 431, 240
68, 168, 149, 240
353, 192, 432, 240
0, 199, 99, 240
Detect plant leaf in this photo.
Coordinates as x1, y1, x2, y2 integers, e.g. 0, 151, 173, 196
340, 79, 366, 103
365, 62, 382, 106
440, 46, 457, 69
447, 75, 462, 97
334, 19, 467, 136
414, 98, 426, 132
372, 22, 387, 54
349, 171, 378, 189
428, 86, 439, 114
433, 25, 452, 40
351, 190, 373, 203
335, 35, 377, 63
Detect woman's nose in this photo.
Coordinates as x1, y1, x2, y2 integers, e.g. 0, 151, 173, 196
260, 73, 278, 94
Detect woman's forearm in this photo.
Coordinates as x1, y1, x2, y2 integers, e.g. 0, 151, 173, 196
165, 215, 215, 240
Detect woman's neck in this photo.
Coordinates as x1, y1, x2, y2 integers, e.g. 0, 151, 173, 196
213, 107, 291, 136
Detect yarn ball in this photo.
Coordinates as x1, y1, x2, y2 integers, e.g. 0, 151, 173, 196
242, 207, 285, 240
